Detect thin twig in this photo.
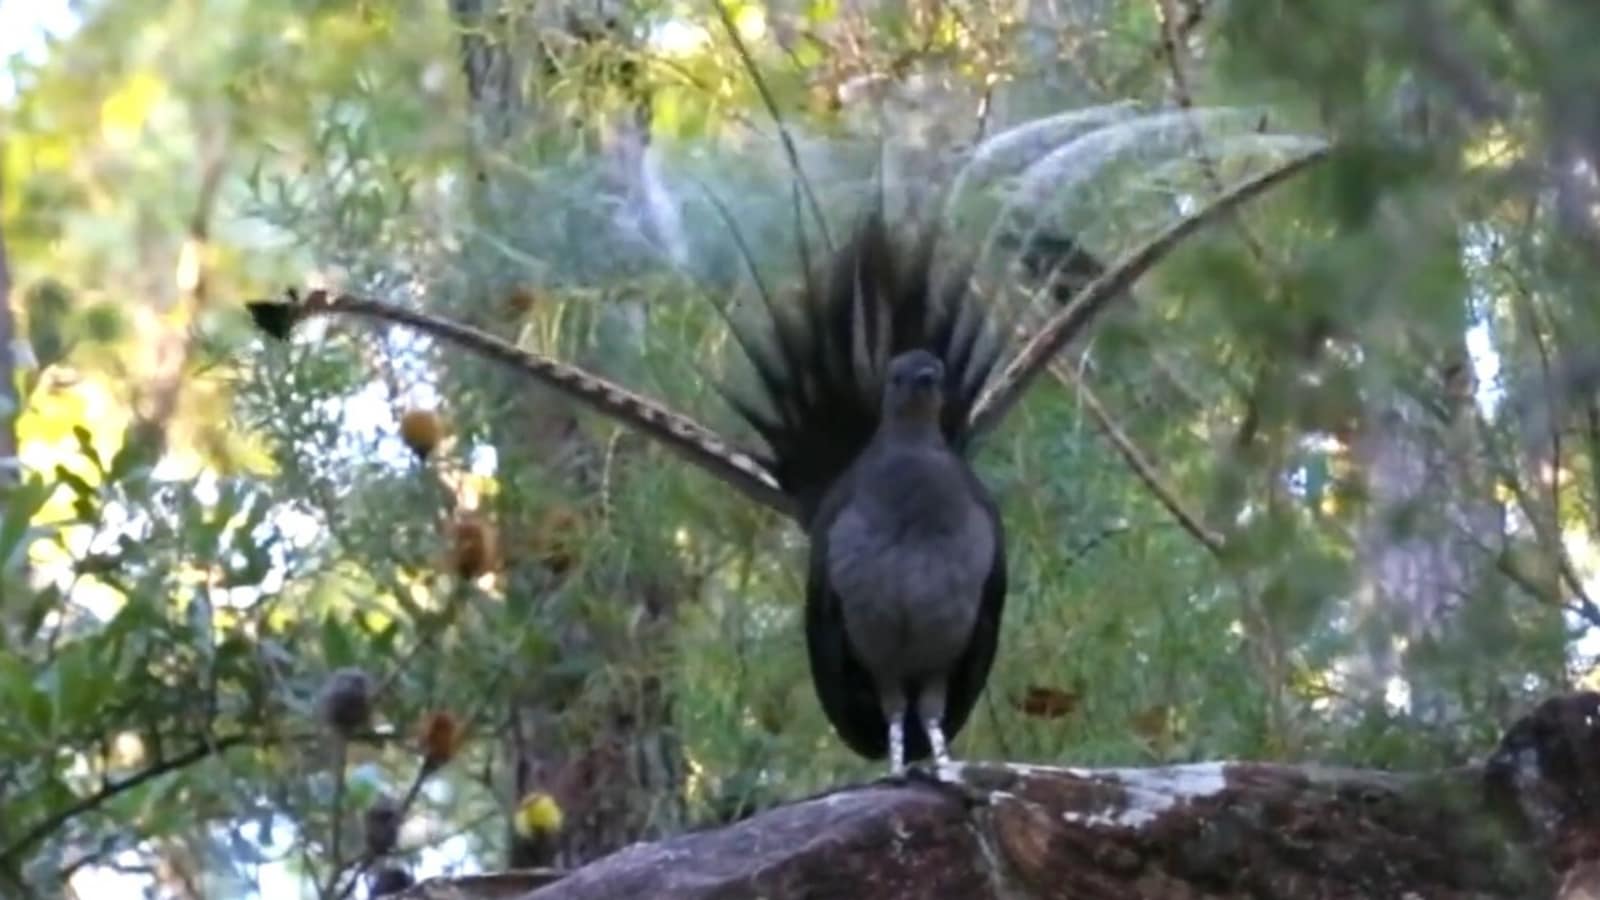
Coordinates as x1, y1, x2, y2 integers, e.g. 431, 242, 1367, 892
331, 760, 432, 900
1108, 0, 1210, 96
0, 733, 255, 863
319, 737, 350, 898
644, 54, 763, 132
1473, 407, 1600, 626
331, 635, 518, 898
968, 146, 1330, 437
1154, 0, 1196, 110
1153, 0, 1270, 265
4, 727, 402, 875
1508, 264, 1567, 559
1050, 360, 1226, 556
1504, 471, 1600, 623
710, 0, 832, 252
1585, 400, 1600, 540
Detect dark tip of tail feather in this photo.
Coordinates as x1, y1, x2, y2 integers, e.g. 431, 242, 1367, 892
246, 301, 299, 340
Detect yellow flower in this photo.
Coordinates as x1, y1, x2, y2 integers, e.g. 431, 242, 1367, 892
514, 791, 564, 837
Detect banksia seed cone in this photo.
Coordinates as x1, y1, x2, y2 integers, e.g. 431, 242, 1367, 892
364, 795, 401, 857
398, 409, 445, 459
533, 506, 582, 575
1131, 704, 1173, 745
369, 866, 414, 897
505, 284, 540, 316
416, 710, 466, 772
1014, 684, 1080, 720
316, 667, 373, 737
755, 692, 787, 735
446, 514, 499, 580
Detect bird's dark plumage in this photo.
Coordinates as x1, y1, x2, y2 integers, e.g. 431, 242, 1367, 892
724, 210, 1007, 767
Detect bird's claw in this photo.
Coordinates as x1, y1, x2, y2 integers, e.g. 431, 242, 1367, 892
881, 761, 986, 810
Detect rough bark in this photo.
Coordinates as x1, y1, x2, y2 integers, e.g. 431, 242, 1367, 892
1346, 341, 1506, 720
386, 691, 1600, 899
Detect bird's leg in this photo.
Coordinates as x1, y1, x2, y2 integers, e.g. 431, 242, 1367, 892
927, 721, 949, 765
888, 718, 906, 776
906, 681, 983, 802
916, 681, 952, 766
880, 687, 908, 776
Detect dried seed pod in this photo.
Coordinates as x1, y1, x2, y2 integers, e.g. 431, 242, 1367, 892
446, 514, 499, 580
316, 667, 373, 737
755, 691, 788, 736
368, 866, 414, 897
1131, 704, 1174, 746
416, 710, 466, 772
505, 284, 540, 316
398, 408, 445, 459
363, 795, 402, 857
532, 506, 582, 575
1014, 684, 1081, 720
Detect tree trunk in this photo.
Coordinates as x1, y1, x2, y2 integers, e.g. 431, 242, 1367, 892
447, 0, 687, 869
390, 691, 1600, 899
1347, 344, 1506, 719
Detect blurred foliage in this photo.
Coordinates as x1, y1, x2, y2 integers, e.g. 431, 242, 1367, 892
4, 0, 1600, 896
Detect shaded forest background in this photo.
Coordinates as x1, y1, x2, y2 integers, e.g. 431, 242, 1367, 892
5, 0, 1600, 896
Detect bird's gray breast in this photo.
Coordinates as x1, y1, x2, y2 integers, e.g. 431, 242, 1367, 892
824, 454, 995, 683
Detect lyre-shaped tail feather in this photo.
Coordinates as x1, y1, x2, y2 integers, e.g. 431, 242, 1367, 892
966, 146, 1330, 440
247, 289, 794, 516
722, 209, 1004, 525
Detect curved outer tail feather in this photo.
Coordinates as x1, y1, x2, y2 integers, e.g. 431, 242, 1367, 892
247, 289, 792, 516
967, 146, 1329, 440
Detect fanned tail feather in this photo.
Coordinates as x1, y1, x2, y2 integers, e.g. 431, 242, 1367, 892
721, 205, 1004, 526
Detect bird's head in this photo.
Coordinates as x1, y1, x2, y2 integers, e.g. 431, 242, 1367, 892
882, 349, 946, 430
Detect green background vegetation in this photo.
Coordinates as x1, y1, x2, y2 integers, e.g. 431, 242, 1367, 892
4, 0, 1600, 896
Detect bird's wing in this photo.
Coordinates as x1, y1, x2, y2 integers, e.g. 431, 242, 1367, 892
803, 477, 894, 760
937, 469, 1008, 747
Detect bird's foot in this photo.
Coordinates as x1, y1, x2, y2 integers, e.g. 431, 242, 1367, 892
877, 759, 938, 786
902, 763, 948, 785
887, 761, 985, 810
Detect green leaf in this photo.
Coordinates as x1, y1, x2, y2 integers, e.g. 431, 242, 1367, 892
78, 300, 129, 345
73, 425, 105, 475
109, 422, 162, 482
0, 475, 52, 574
0, 652, 51, 741
54, 464, 95, 501
320, 614, 357, 668
186, 587, 214, 647
19, 584, 62, 642
24, 278, 74, 370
